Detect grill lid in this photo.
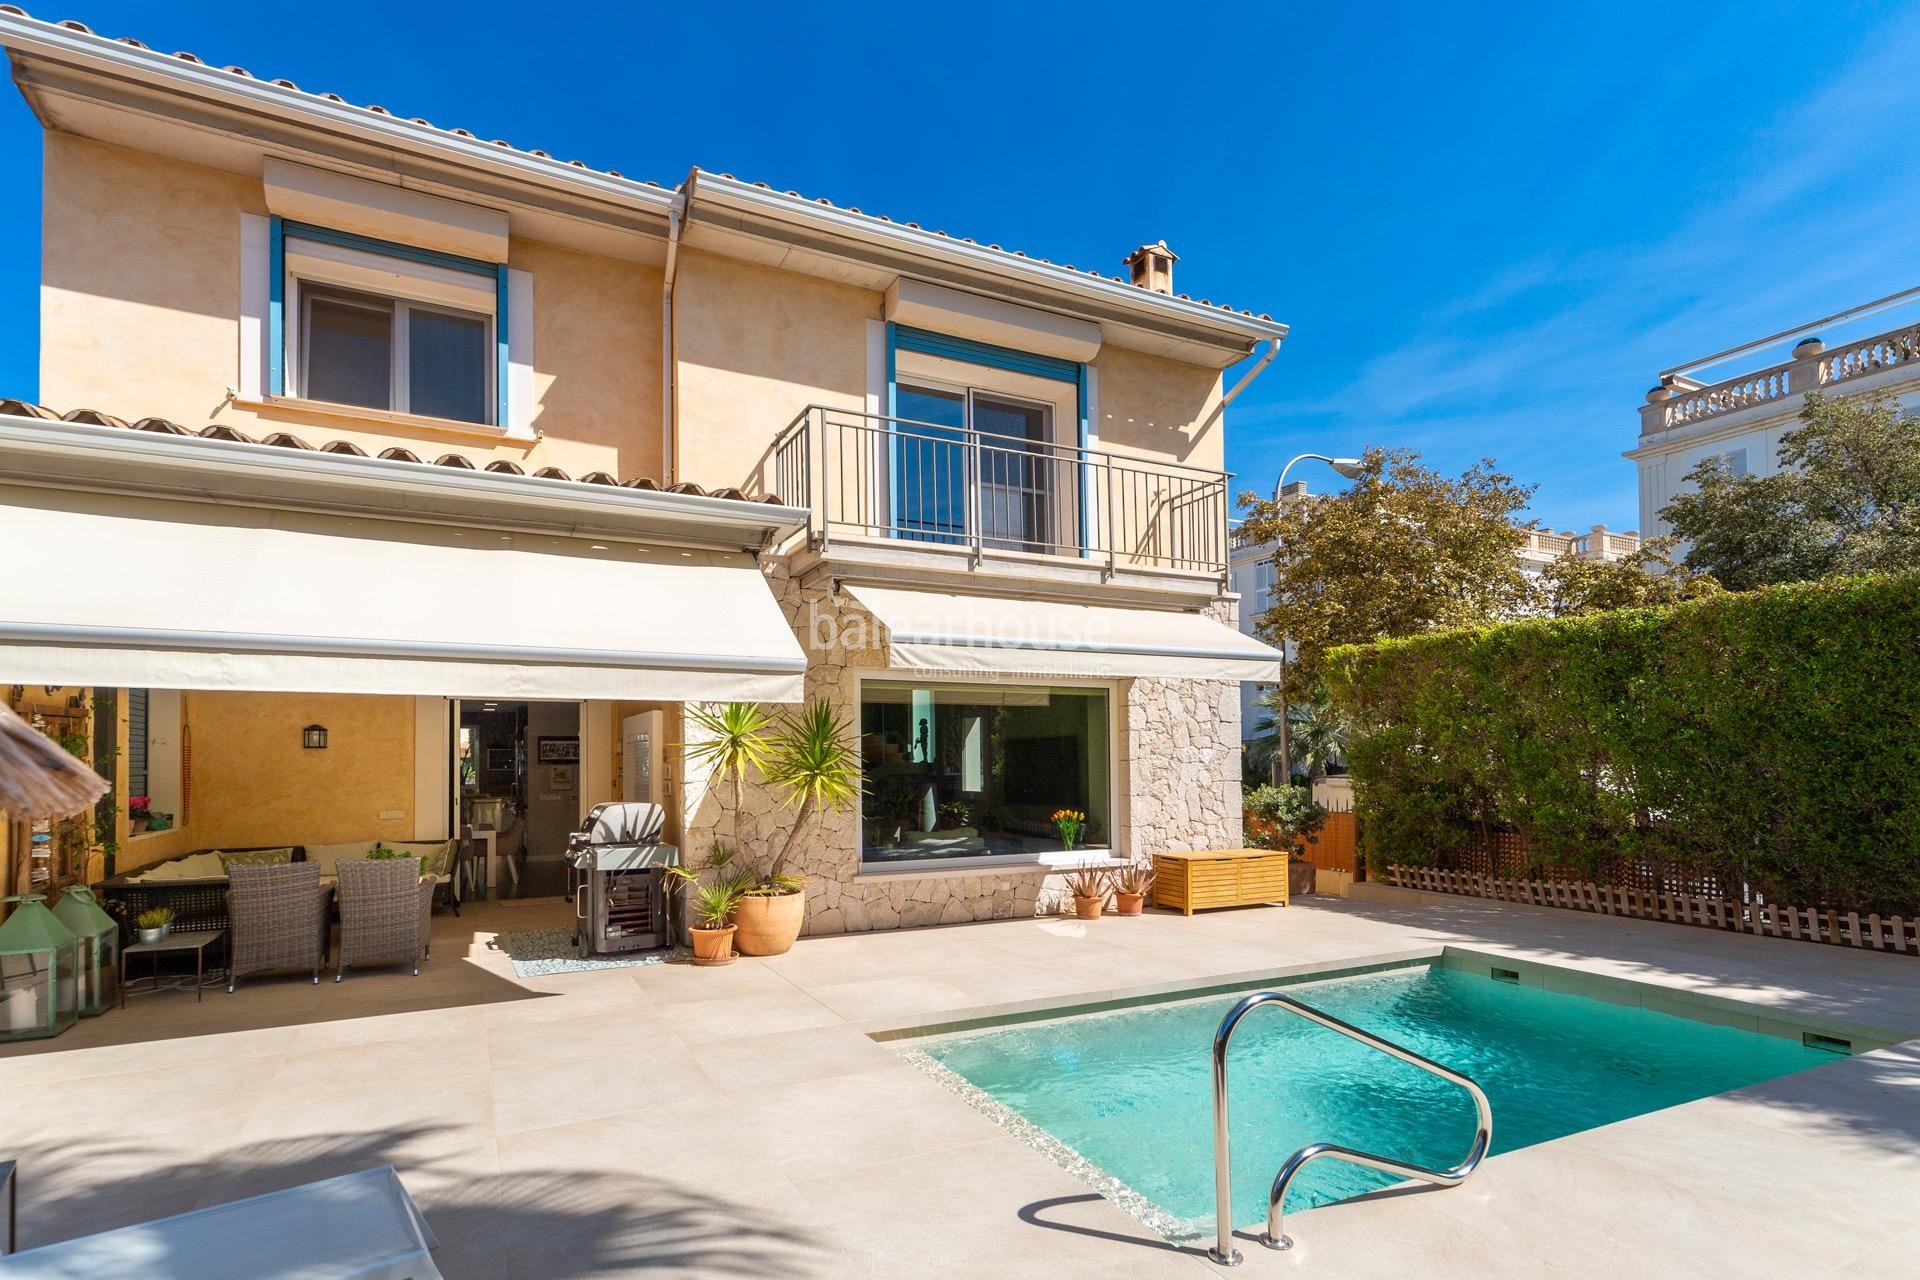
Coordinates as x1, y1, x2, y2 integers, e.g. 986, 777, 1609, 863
577, 802, 666, 845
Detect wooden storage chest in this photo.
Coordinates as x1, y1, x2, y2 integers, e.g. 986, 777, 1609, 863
1151, 848, 1291, 915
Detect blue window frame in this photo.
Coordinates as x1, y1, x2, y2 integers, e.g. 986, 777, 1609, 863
886, 324, 1091, 551
269, 218, 509, 428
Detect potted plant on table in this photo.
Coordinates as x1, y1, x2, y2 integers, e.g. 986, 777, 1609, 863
1111, 863, 1155, 915
135, 906, 173, 945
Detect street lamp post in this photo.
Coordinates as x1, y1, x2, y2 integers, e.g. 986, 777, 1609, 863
1269, 453, 1364, 787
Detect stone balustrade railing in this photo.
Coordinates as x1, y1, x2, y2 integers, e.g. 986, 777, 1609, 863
1642, 323, 1920, 436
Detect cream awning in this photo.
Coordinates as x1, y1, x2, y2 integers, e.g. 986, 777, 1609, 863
0, 484, 807, 700
847, 585, 1283, 681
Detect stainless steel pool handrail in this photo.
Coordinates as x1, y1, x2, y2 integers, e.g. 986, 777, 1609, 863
1208, 990, 1494, 1265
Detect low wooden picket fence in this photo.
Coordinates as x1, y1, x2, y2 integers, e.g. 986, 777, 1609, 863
1388, 864, 1919, 955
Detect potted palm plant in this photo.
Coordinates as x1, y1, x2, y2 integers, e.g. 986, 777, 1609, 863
738, 701, 859, 955
687, 878, 746, 966
666, 847, 749, 965
679, 701, 861, 958
1111, 863, 1155, 915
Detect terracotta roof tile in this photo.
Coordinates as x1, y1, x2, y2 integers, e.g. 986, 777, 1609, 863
0, 399, 786, 504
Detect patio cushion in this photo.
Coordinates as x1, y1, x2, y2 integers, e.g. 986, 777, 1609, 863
219, 847, 294, 870
305, 841, 379, 877
133, 850, 228, 881
385, 840, 456, 878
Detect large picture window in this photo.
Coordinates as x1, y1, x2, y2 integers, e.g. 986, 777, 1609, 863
860, 680, 1110, 865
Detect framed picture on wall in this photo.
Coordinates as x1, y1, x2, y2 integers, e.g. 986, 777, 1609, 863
485, 748, 514, 770
547, 764, 577, 792
537, 736, 579, 764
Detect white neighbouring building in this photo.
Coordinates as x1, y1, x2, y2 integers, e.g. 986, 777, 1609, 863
1628, 309, 1920, 536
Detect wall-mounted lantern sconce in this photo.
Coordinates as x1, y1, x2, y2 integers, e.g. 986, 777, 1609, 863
302, 724, 328, 750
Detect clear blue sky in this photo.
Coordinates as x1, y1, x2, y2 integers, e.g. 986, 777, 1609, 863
3, 1, 1918, 531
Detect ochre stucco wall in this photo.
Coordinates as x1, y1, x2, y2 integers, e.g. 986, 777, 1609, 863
1092, 345, 1226, 472
118, 691, 416, 872
38, 134, 664, 481
672, 247, 876, 492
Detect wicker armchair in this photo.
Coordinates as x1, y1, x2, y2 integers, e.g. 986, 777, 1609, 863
335, 858, 435, 981
226, 862, 332, 992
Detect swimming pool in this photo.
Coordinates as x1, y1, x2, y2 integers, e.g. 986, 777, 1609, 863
915, 960, 1840, 1237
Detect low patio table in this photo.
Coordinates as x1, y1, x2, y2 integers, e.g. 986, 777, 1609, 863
118, 929, 224, 1008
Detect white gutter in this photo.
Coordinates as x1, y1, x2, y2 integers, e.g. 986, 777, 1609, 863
662, 191, 685, 485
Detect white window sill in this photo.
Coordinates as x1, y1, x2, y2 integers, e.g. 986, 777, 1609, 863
854, 850, 1126, 881
239, 396, 536, 444
125, 829, 182, 844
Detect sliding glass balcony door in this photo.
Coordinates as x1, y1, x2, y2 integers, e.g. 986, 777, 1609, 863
894, 384, 1056, 552
895, 385, 968, 544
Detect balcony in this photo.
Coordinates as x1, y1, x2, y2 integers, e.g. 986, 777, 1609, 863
1640, 321, 1920, 437
770, 406, 1230, 582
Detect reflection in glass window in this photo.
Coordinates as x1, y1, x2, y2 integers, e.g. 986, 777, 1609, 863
859, 681, 1109, 863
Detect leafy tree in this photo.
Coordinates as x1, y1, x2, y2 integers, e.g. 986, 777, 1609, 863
1539, 535, 1720, 616
1661, 392, 1920, 590
1237, 447, 1537, 689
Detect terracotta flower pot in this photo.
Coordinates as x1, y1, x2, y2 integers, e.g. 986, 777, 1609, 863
731, 889, 806, 956
1114, 891, 1145, 916
1073, 894, 1104, 920
690, 924, 737, 966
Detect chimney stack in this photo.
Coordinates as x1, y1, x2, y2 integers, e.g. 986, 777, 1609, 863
1123, 240, 1178, 294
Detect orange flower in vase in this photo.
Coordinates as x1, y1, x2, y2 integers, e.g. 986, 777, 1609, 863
1051, 808, 1087, 852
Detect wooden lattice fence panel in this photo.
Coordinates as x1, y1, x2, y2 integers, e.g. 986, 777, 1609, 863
1386, 865, 1917, 955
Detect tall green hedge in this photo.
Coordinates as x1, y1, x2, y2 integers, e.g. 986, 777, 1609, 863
1326, 573, 1920, 913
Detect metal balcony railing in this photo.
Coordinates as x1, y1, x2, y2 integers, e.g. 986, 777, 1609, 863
771, 406, 1231, 577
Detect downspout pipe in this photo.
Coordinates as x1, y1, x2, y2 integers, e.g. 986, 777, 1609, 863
1220, 337, 1282, 413
661, 189, 686, 485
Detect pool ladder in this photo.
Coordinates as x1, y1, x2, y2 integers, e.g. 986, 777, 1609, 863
1208, 991, 1494, 1265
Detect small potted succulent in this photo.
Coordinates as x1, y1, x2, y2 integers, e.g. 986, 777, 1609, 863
1064, 865, 1109, 920
1111, 863, 1155, 916
128, 796, 152, 835
135, 906, 174, 944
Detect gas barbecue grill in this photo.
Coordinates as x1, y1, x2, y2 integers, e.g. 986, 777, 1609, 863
566, 802, 680, 958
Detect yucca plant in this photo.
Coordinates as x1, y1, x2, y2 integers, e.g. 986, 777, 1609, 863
763, 700, 861, 884
1111, 863, 1155, 897
683, 702, 774, 851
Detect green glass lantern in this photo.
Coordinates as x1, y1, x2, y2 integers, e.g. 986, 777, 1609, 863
0, 895, 80, 1042
50, 885, 118, 1017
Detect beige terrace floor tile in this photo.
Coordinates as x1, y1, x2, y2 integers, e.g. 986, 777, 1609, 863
5, 892, 1920, 1276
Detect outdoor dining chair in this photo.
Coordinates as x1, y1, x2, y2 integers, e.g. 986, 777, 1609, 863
226, 861, 331, 992
334, 858, 434, 981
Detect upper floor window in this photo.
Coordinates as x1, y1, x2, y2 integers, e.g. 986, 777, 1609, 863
300, 285, 491, 424
272, 221, 506, 429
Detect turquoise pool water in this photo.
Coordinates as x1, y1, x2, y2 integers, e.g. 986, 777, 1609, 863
921, 965, 1834, 1234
